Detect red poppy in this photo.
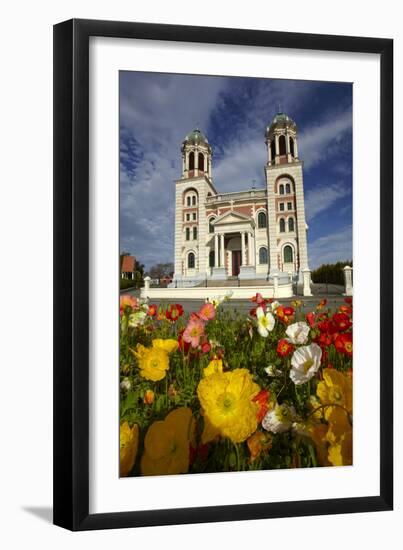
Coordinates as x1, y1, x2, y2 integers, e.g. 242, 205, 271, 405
306, 312, 316, 327
253, 389, 270, 423
339, 305, 353, 316
344, 297, 353, 305
332, 312, 352, 332
148, 304, 158, 317
249, 307, 257, 318
166, 303, 184, 322
316, 298, 327, 310
334, 332, 353, 357
277, 338, 294, 357
318, 332, 332, 347
251, 292, 265, 305
276, 305, 294, 323
201, 341, 211, 354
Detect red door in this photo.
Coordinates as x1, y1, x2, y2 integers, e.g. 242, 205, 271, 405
232, 250, 241, 276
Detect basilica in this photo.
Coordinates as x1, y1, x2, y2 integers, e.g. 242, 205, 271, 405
173, 112, 310, 285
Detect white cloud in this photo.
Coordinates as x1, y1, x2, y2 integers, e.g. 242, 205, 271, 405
308, 225, 352, 268
305, 182, 351, 221
299, 108, 352, 169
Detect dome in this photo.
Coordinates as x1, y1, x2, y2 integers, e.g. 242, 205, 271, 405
183, 128, 209, 146
266, 112, 297, 135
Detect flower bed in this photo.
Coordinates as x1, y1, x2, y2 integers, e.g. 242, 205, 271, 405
119, 293, 353, 477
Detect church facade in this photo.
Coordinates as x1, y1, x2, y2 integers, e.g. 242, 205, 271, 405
173, 112, 309, 285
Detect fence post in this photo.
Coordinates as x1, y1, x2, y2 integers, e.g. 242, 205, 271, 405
144, 276, 151, 293
272, 273, 279, 297
343, 265, 353, 296
302, 268, 312, 297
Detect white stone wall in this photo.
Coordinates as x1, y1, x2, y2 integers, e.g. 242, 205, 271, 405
265, 161, 309, 274
173, 176, 216, 280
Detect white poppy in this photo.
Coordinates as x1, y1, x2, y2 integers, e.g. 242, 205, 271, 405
262, 403, 296, 433
264, 365, 282, 377
256, 306, 275, 337
290, 343, 322, 385
120, 378, 131, 391
286, 321, 310, 345
128, 307, 147, 328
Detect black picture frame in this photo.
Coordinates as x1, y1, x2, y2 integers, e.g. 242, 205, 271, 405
53, 18, 393, 531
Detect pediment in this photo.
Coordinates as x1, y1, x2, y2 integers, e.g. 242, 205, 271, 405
213, 210, 253, 226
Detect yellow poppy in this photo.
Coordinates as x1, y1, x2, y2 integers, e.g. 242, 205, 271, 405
152, 338, 179, 353
328, 430, 353, 466
141, 407, 194, 476
120, 421, 139, 477
316, 368, 352, 420
131, 338, 178, 382
203, 358, 223, 377
197, 368, 260, 443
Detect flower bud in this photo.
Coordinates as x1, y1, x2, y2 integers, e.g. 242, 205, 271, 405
143, 389, 155, 405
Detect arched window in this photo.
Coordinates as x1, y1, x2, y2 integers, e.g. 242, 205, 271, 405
284, 245, 293, 263
286, 183, 291, 194
279, 184, 284, 195
209, 217, 215, 233
188, 252, 195, 269
192, 195, 197, 206
187, 196, 191, 206
279, 218, 286, 233
279, 135, 286, 155
290, 137, 295, 157
259, 247, 268, 264
193, 227, 197, 240
209, 250, 215, 268
185, 227, 190, 241
189, 151, 194, 170
198, 153, 205, 172
270, 140, 276, 161
288, 217, 295, 232
257, 211, 267, 228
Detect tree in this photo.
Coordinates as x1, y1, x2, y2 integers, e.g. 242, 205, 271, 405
149, 262, 174, 280
311, 260, 352, 286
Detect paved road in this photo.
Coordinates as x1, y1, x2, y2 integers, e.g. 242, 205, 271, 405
121, 284, 347, 315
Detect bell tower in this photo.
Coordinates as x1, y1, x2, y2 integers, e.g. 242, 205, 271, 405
265, 112, 299, 166
181, 128, 212, 181
264, 112, 309, 280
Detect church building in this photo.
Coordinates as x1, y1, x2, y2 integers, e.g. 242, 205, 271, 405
173, 112, 310, 285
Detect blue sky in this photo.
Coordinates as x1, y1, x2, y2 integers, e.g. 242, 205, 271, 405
120, 72, 352, 270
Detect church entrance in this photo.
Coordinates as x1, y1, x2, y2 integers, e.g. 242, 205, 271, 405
232, 250, 241, 276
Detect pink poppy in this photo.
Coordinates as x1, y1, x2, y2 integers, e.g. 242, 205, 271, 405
183, 317, 205, 348
198, 302, 216, 322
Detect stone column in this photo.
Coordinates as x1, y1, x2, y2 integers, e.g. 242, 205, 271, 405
249, 231, 256, 265
214, 233, 219, 267
268, 140, 272, 165
286, 133, 291, 162
220, 234, 225, 267
302, 268, 312, 296
343, 266, 353, 296
274, 134, 279, 164
241, 231, 246, 265
294, 137, 299, 159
